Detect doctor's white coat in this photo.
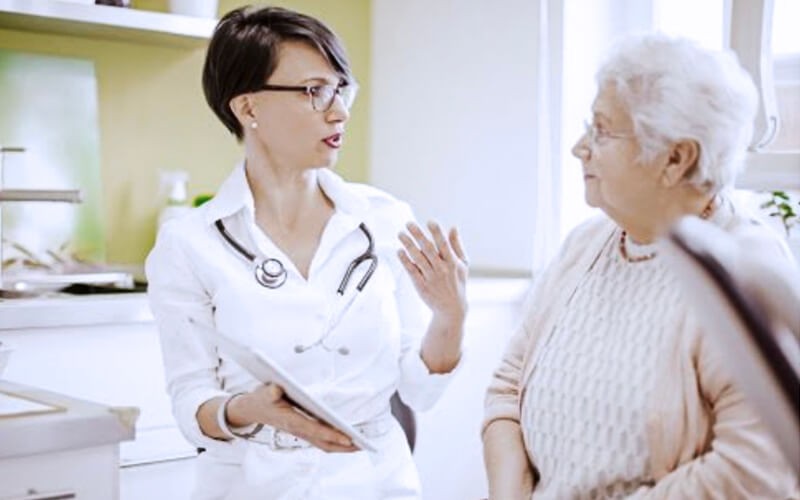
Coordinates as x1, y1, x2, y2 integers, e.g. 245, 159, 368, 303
145, 164, 458, 500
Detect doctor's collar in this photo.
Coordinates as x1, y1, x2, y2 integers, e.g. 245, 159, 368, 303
316, 167, 370, 215
202, 163, 251, 225
202, 163, 370, 226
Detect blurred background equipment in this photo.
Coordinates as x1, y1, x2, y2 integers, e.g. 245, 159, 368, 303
157, 169, 190, 228
0, 51, 137, 296
0, 49, 106, 264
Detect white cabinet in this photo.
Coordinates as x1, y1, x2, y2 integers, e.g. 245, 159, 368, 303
1, 445, 118, 500
0, 381, 135, 500
0, 295, 195, 467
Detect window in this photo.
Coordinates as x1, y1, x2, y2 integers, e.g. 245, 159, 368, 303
560, 0, 799, 241
768, 0, 800, 152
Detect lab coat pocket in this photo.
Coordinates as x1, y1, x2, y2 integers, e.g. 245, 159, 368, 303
337, 266, 401, 359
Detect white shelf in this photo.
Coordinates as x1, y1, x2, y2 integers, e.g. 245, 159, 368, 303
0, 0, 216, 48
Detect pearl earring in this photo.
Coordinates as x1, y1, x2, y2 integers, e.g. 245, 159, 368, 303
250, 121, 258, 129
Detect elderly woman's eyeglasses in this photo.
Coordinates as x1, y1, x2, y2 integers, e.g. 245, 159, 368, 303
582, 120, 636, 147
257, 83, 358, 112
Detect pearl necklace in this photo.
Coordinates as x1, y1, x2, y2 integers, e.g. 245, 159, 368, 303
619, 197, 718, 264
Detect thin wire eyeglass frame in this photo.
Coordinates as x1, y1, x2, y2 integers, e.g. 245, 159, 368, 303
582, 119, 637, 148
257, 83, 358, 112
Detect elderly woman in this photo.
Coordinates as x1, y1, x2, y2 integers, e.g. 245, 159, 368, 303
482, 34, 799, 499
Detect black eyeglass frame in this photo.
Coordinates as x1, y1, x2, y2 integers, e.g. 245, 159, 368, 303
256, 83, 358, 112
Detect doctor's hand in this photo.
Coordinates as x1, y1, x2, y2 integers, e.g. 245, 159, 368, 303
398, 221, 468, 324
226, 383, 359, 453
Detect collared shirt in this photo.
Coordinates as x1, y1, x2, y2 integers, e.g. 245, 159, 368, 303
145, 164, 457, 457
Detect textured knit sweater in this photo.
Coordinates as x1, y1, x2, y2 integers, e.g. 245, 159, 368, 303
522, 233, 680, 499
484, 197, 800, 499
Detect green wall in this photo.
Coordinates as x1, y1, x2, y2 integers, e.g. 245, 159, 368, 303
0, 0, 371, 264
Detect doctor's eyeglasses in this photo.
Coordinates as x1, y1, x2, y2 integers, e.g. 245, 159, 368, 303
257, 82, 358, 112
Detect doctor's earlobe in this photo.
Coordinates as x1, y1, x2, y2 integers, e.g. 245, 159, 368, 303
229, 94, 257, 132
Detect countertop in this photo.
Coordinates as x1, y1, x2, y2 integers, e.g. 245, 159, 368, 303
0, 277, 532, 331
0, 293, 153, 330
0, 380, 137, 460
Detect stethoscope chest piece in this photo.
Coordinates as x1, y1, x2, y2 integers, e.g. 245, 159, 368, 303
254, 258, 287, 288
216, 218, 378, 356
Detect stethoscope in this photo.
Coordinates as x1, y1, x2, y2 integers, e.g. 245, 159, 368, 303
214, 219, 378, 355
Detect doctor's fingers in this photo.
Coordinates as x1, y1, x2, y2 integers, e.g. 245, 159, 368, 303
427, 222, 456, 263
398, 249, 426, 288
242, 387, 356, 452
406, 222, 443, 267
398, 232, 434, 275
279, 412, 359, 453
448, 227, 468, 265
429, 222, 469, 269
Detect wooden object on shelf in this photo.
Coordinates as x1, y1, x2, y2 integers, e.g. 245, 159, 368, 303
0, 390, 65, 419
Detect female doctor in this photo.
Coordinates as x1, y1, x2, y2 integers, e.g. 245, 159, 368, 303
145, 5, 468, 500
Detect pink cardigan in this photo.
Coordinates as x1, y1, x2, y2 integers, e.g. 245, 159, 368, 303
484, 210, 799, 499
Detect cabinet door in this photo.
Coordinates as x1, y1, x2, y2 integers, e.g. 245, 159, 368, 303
0, 322, 194, 464
0, 445, 118, 500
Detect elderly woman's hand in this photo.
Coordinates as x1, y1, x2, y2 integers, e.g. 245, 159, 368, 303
397, 221, 469, 324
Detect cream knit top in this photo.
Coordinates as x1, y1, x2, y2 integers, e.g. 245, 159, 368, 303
521, 230, 682, 499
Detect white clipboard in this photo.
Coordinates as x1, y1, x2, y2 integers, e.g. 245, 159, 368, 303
187, 317, 378, 452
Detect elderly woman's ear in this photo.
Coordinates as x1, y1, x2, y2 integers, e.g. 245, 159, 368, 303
661, 139, 700, 188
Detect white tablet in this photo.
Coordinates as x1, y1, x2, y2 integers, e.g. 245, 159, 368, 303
187, 317, 378, 452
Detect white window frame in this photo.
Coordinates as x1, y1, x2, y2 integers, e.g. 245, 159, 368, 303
728, 0, 800, 190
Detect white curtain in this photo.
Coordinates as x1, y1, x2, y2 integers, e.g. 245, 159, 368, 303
529, 0, 565, 270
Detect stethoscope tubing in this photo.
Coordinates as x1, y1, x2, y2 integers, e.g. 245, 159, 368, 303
214, 218, 379, 355
338, 223, 377, 294
214, 219, 378, 293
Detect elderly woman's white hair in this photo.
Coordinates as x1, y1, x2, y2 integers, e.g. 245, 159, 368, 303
597, 33, 758, 192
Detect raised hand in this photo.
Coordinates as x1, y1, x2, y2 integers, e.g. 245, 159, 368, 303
397, 221, 468, 323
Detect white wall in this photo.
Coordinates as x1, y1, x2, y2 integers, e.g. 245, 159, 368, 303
413, 280, 527, 500
369, 0, 544, 275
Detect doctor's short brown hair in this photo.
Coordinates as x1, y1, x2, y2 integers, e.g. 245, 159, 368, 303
202, 5, 354, 140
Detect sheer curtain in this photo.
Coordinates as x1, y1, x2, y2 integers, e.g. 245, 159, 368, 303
529, 0, 564, 270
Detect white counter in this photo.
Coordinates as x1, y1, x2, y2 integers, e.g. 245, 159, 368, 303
0, 293, 152, 330
0, 380, 137, 460
0, 277, 531, 330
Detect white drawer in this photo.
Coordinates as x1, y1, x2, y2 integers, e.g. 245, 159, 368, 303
0, 445, 118, 500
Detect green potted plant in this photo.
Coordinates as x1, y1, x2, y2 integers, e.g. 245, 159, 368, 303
761, 190, 800, 261
761, 190, 799, 237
